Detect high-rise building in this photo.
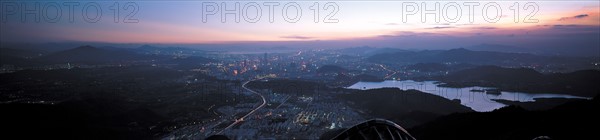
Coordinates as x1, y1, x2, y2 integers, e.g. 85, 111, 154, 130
263, 53, 268, 65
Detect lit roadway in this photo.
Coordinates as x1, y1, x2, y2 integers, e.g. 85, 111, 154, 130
216, 79, 266, 134
379, 64, 398, 79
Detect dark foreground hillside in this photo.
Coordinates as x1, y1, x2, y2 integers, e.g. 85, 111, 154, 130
1, 98, 163, 139
409, 95, 600, 140
339, 88, 474, 128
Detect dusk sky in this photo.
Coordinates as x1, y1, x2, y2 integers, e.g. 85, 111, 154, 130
1, 0, 599, 52
2, 2, 600, 139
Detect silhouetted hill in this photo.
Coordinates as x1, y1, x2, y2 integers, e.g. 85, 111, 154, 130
409, 96, 600, 140
3, 45, 215, 70
0, 48, 41, 58
493, 98, 587, 111
437, 66, 600, 97
367, 48, 411, 56
442, 65, 544, 83
466, 43, 532, 53
331, 73, 383, 87
405, 63, 449, 72
0, 42, 85, 54
353, 74, 383, 82
0, 66, 231, 139
1, 55, 31, 66
1, 98, 164, 139
317, 65, 347, 74
138, 44, 159, 50
0, 48, 43, 66
339, 88, 473, 127
37, 45, 146, 64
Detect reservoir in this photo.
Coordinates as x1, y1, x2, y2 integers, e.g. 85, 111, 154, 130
347, 80, 589, 112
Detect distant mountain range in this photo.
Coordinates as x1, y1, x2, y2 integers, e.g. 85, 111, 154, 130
367, 48, 594, 68
0, 48, 43, 66
466, 44, 533, 53
132, 45, 208, 55
441, 65, 545, 83
1, 45, 214, 69
2, 45, 595, 72
38, 45, 150, 64
336, 46, 410, 56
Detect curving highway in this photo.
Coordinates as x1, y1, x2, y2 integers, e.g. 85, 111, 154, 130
216, 79, 266, 134
379, 64, 398, 79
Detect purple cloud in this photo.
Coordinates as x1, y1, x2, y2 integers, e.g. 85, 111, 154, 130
474, 27, 497, 30
559, 14, 589, 21
280, 35, 314, 40
426, 26, 455, 29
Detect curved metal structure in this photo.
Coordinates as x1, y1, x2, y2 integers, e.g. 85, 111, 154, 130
329, 119, 416, 140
